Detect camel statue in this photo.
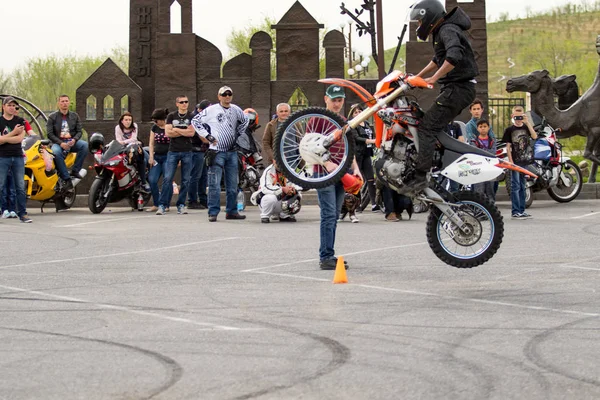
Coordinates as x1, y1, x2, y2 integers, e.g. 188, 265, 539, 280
506, 35, 600, 170
553, 74, 600, 181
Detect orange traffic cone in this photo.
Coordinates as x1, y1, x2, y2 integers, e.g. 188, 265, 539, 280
333, 256, 348, 284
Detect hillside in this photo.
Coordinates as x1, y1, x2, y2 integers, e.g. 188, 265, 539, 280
363, 10, 600, 98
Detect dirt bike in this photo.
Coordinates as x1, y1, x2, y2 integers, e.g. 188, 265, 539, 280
273, 71, 537, 268
235, 129, 264, 211
501, 120, 583, 208
88, 137, 151, 213
22, 135, 87, 212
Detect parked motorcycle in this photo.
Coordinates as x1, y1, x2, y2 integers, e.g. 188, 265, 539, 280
273, 71, 537, 268
235, 113, 265, 210
22, 135, 87, 212
500, 120, 583, 208
88, 133, 151, 213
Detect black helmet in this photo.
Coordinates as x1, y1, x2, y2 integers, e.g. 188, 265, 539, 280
89, 132, 104, 153
409, 0, 446, 41
281, 193, 301, 215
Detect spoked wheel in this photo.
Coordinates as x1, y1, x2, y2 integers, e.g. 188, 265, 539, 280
273, 107, 355, 189
547, 160, 583, 203
426, 191, 504, 268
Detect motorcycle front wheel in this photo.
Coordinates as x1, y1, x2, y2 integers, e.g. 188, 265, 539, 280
273, 107, 355, 189
88, 175, 112, 214
426, 191, 504, 268
547, 160, 583, 203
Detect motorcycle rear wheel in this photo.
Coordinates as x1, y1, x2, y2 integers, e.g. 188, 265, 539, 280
273, 107, 355, 189
426, 191, 504, 268
88, 175, 111, 214
547, 160, 582, 203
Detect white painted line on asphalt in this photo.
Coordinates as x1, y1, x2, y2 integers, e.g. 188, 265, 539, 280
0, 284, 246, 331
57, 215, 152, 227
556, 265, 600, 271
0, 237, 240, 270
250, 270, 600, 318
571, 211, 600, 219
241, 241, 428, 272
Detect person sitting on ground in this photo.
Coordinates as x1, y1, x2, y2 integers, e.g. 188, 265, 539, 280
471, 119, 496, 203
381, 184, 413, 221
115, 112, 150, 192
251, 160, 302, 223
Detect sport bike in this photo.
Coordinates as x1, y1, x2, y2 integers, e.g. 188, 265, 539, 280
88, 136, 151, 213
502, 119, 582, 208
23, 135, 87, 212
273, 71, 537, 268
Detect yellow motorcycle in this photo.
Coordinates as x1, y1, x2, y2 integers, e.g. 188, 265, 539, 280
22, 135, 87, 212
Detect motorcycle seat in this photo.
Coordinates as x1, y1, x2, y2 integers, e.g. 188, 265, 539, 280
436, 130, 495, 158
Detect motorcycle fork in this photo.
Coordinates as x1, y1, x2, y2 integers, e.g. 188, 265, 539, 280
419, 180, 472, 237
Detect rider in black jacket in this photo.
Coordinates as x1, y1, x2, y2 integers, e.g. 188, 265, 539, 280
404, 0, 478, 192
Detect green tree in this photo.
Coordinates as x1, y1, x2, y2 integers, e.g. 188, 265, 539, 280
0, 70, 12, 93
6, 47, 127, 112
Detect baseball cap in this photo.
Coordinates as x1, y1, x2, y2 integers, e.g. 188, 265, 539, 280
2, 96, 19, 106
218, 86, 233, 96
325, 85, 345, 99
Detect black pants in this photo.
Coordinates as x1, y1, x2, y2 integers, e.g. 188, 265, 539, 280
415, 82, 476, 172
356, 152, 376, 205
382, 185, 412, 217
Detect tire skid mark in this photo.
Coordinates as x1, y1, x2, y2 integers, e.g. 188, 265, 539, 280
524, 317, 600, 387
0, 326, 183, 399
230, 323, 351, 400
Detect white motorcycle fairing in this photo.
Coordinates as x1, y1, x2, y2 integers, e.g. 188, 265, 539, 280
440, 154, 503, 186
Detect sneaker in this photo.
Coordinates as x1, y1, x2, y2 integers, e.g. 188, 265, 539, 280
9, 211, 17, 218
1, 210, 9, 219
225, 213, 246, 220
19, 214, 32, 223
280, 216, 296, 222
188, 201, 203, 210
349, 214, 359, 223
319, 259, 349, 270
521, 212, 533, 219
511, 213, 527, 220
141, 183, 151, 193
156, 205, 166, 215
165, 208, 170, 213
338, 212, 347, 222
147, 206, 158, 213
208, 215, 217, 222
70, 170, 83, 179
177, 205, 188, 215
371, 204, 381, 212
261, 217, 270, 223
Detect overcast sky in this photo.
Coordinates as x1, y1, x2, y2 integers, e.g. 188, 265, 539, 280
1, 0, 581, 74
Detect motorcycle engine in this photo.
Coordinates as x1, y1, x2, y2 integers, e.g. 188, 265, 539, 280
374, 138, 417, 191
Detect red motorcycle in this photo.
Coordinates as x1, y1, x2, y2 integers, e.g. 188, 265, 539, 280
88, 133, 151, 213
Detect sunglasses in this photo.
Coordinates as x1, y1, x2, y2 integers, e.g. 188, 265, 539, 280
220, 92, 233, 97
178, 100, 189, 104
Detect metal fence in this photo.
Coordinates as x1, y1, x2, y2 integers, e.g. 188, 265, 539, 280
488, 97, 526, 139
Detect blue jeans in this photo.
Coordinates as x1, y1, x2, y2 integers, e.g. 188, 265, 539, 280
198, 163, 208, 205
0, 157, 26, 218
510, 170, 526, 215
208, 151, 238, 216
187, 151, 205, 204
316, 182, 345, 261
159, 151, 192, 208
148, 153, 169, 207
51, 140, 88, 180
1, 170, 16, 212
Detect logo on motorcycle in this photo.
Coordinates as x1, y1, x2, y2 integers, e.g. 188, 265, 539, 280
458, 164, 471, 171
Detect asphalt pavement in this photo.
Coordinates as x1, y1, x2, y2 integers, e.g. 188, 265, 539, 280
1, 199, 599, 399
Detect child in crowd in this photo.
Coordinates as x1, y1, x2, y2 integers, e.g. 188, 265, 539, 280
472, 119, 496, 203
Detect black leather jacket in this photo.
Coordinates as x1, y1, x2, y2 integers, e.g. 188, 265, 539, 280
46, 110, 83, 144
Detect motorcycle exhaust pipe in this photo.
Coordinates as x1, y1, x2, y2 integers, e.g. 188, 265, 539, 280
71, 168, 88, 187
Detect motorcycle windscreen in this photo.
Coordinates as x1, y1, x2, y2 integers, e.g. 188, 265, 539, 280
101, 140, 126, 163
440, 154, 503, 185
22, 135, 42, 151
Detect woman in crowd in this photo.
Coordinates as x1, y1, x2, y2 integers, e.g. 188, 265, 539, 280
146, 108, 172, 212
115, 112, 149, 192
348, 104, 379, 212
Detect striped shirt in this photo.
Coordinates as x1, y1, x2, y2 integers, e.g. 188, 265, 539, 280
191, 103, 248, 152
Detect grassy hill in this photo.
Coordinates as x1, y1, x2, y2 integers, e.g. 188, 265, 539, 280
362, 9, 599, 98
